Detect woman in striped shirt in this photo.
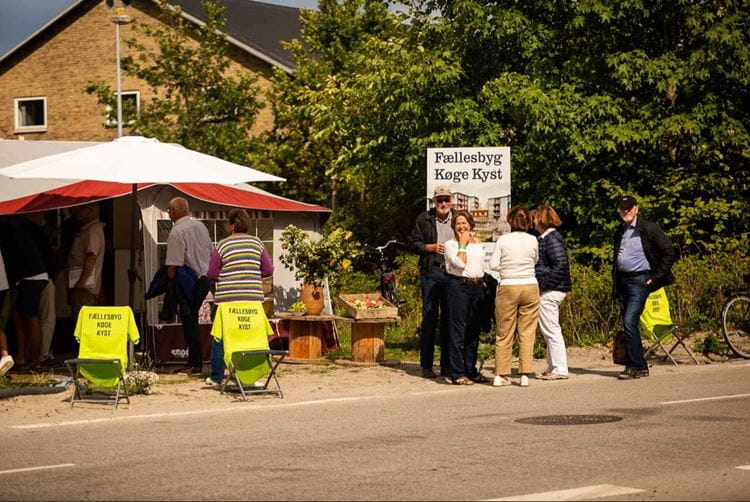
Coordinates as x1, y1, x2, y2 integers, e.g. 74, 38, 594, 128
205, 209, 273, 386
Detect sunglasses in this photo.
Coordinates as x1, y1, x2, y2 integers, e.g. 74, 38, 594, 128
435, 197, 451, 204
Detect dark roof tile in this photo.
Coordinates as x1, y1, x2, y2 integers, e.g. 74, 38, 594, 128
171, 0, 302, 72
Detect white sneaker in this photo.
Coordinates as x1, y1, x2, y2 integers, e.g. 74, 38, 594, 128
493, 375, 511, 387
204, 377, 220, 387
0, 355, 14, 376
519, 375, 530, 387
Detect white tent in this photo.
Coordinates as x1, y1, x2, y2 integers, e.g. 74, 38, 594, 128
0, 139, 332, 364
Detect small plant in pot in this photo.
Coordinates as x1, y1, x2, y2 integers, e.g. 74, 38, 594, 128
280, 225, 362, 315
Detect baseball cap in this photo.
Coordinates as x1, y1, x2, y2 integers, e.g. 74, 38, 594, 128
618, 195, 638, 210
433, 185, 452, 198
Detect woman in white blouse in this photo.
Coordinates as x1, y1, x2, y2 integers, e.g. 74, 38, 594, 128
490, 207, 539, 387
444, 210, 487, 385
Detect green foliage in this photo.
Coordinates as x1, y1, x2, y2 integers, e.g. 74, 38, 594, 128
560, 252, 750, 345
373, 250, 749, 362
290, 301, 308, 313
85, 0, 261, 164
279, 225, 362, 287
257, 0, 749, 255
692, 333, 723, 356
561, 260, 619, 345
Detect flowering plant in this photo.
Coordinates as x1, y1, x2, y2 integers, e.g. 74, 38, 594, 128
279, 225, 362, 287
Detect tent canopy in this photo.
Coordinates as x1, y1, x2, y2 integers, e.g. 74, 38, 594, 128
0, 139, 329, 214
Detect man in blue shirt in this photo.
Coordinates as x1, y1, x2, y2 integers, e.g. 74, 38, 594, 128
612, 195, 676, 380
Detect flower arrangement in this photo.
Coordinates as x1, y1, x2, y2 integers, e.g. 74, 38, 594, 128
280, 225, 362, 287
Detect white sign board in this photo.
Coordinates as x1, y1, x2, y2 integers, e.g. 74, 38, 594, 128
426, 147, 512, 279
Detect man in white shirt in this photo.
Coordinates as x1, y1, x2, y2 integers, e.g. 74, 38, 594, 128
69, 202, 105, 319
165, 197, 213, 374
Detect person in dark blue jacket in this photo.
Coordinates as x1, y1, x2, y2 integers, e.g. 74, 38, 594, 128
534, 205, 572, 380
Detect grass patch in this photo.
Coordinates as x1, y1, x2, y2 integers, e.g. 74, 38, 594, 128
0, 371, 58, 390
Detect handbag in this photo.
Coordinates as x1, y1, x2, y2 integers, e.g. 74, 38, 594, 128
612, 331, 628, 365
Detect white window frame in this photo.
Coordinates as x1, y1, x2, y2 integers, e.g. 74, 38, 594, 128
14, 97, 47, 133
105, 91, 140, 127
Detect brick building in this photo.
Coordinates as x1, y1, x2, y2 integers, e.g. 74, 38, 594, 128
0, 0, 301, 141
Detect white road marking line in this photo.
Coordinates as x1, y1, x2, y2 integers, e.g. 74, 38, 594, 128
412, 388, 464, 395
0, 463, 75, 475
736, 465, 750, 470
660, 393, 750, 405
9, 394, 387, 430
485, 484, 645, 501
10, 385, 494, 430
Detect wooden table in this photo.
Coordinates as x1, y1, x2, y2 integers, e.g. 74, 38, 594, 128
338, 317, 400, 363
274, 312, 349, 362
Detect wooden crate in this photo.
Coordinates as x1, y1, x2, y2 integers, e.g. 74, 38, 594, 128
338, 293, 398, 320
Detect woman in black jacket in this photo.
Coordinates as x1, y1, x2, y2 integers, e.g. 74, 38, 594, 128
534, 205, 572, 380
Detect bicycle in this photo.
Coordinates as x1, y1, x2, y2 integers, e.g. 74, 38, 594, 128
721, 273, 750, 359
363, 240, 404, 306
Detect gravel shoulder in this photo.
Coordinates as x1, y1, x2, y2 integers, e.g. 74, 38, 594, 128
0, 338, 735, 427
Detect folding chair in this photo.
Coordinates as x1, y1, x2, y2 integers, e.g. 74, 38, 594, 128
65, 306, 140, 409
211, 301, 288, 400
639, 288, 699, 365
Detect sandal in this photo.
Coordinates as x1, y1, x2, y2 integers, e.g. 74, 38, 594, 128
453, 376, 474, 385
539, 372, 568, 380
470, 373, 487, 383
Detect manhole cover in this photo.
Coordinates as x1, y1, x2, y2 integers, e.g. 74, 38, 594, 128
515, 414, 623, 426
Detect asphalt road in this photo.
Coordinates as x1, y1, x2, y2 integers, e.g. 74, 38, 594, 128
3, 362, 750, 501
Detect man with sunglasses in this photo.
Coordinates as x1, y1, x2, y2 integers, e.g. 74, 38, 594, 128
410, 185, 455, 378
612, 195, 676, 380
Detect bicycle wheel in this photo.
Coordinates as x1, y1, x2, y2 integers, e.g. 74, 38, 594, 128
381, 280, 399, 306
722, 293, 750, 359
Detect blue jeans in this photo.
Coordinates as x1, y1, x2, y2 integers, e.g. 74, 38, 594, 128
209, 339, 224, 383
446, 278, 484, 380
616, 272, 650, 371
420, 267, 451, 372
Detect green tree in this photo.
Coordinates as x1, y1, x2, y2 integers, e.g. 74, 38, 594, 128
427, 0, 750, 254
253, 0, 477, 243
258, 0, 750, 254
86, 0, 261, 165
250, 0, 403, 218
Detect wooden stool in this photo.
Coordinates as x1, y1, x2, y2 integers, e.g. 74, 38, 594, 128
346, 318, 399, 363
288, 319, 324, 360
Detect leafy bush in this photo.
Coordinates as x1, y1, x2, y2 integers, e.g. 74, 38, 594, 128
279, 225, 362, 287
560, 260, 619, 345
370, 252, 749, 360
564, 253, 750, 345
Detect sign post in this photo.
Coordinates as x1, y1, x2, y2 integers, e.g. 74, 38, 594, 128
426, 147, 511, 275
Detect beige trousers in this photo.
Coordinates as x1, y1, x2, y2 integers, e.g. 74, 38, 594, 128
71, 289, 98, 322
494, 284, 540, 375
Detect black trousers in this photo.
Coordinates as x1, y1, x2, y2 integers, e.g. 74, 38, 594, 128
179, 276, 210, 368
446, 278, 484, 380
419, 267, 450, 372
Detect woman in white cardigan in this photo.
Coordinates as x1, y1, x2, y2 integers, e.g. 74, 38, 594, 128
490, 207, 539, 387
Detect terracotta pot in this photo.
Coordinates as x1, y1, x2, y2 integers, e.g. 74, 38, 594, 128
300, 281, 324, 315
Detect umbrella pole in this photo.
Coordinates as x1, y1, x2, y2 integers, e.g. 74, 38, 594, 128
127, 183, 138, 370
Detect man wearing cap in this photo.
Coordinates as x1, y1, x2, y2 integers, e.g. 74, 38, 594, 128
612, 195, 676, 380
410, 185, 454, 378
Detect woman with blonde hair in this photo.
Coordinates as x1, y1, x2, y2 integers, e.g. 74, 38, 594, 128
490, 206, 539, 387
534, 205, 572, 380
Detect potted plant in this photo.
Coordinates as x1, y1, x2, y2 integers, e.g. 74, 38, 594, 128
279, 225, 361, 315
